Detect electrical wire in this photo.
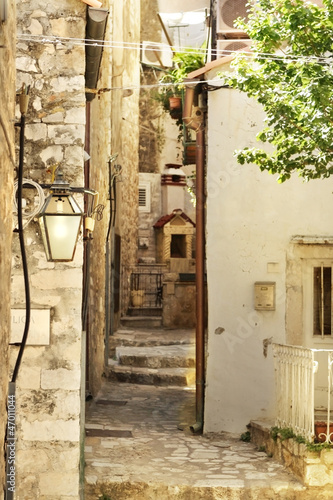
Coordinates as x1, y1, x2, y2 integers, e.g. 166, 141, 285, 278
13, 178, 45, 229
16, 32, 333, 66
11, 112, 30, 384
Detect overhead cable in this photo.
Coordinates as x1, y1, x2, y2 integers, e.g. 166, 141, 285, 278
16, 33, 333, 66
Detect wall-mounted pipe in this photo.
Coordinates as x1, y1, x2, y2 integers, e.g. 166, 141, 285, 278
183, 83, 206, 433
85, 7, 109, 102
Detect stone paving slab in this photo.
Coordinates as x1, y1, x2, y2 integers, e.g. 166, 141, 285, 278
84, 381, 333, 499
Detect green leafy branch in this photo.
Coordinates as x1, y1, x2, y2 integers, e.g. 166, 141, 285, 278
220, 0, 333, 182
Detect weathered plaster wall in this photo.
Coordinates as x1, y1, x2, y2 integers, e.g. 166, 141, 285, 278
13, 1, 86, 498
204, 85, 333, 434
0, 4, 16, 496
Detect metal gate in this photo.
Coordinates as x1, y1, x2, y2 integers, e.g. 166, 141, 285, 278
122, 265, 165, 311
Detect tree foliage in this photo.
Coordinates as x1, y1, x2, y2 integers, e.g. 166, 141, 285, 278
222, 0, 333, 182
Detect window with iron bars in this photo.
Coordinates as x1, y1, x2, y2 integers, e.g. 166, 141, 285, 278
313, 266, 332, 336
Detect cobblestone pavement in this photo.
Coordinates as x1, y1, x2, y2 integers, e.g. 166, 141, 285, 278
84, 380, 333, 500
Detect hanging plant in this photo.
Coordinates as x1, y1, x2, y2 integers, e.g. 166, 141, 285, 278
153, 46, 205, 120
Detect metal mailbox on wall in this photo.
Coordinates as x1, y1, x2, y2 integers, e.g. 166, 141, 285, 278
254, 282, 276, 310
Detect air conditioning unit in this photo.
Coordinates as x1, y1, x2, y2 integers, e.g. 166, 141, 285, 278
216, 39, 251, 58
141, 41, 173, 68
217, 0, 249, 35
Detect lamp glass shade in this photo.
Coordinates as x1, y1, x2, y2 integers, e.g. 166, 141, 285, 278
38, 193, 83, 262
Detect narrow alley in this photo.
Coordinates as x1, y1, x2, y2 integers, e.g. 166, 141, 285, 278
84, 328, 331, 500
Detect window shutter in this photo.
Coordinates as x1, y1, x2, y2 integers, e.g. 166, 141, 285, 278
138, 182, 151, 212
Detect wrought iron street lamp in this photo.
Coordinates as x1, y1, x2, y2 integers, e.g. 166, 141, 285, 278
37, 171, 83, 262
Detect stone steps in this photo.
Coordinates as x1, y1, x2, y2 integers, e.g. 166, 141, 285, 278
107, 328, 195, 387
116, 345, 195, 368
86, 481, 316, 500
107, 362, 195, 386
120, 315, 162, 329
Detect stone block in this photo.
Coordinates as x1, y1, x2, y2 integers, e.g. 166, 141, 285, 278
39, 471, 79, 496
25, 123, 48, 141
281, 447, 292, 468
50, 17, 85, 38
47, 124, 85, 145
28, 18, 43, 35
64, 145, 85, 166
17, 449, 50, 472
21, 419, 80, 442
17, 365, 41, 390
54, 391, 81, 419
40, 47, 84, 76
39, 145, 63, 164
322, 449, 333, 465
50, 75, 85, 93
305, 463, 333, 486
65, 107, 86, 124
54, 446, 80, 470
31, 269, 82, 290
41, 368, 81, 390
305, 452, 321, 464
15, 474, 39, 499
29, 292, 61, 307
30, 10, 47, 19
16, 56, 38, 73
42, 112, 64, 123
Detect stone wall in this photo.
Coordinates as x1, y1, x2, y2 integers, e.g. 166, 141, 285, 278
162, 279, 196, 328
139, 0, 163, 174
112, 0, 141, 318
251, 420, 333, 487
87, 0, 141, 395
13, 1, 86, 498
0, 2, 16, 496
86, 1, 112, 399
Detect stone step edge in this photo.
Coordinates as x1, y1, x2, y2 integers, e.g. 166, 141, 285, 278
108, 361, 195, 374
115, 355, 195, 369
85, 480, 308, 500
110, 339, 195, 349
106, 364, 195, 387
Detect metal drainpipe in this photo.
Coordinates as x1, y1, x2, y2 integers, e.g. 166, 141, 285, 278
183, 84, 206, 433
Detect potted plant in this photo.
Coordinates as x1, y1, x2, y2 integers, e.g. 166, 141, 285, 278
154, 47, 205, 122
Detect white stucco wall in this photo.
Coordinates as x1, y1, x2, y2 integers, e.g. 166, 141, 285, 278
204, 86, 333, 434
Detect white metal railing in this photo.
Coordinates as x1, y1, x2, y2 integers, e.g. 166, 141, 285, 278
273, 344, 315, 442
273, 344, 333, 443
314, 350, 333, 443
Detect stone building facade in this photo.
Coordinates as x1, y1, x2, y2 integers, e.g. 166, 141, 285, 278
0, 2, 16, 496
12, 1, 86, 498
87, 0, 141, 396
7, 0, 142, 497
